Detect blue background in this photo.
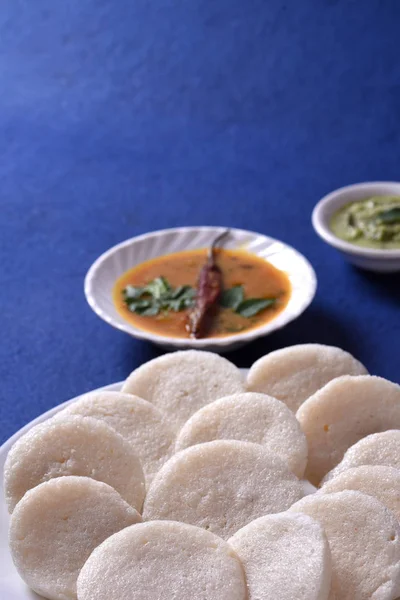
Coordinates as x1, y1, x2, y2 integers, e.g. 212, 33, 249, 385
1, 0, 399, 443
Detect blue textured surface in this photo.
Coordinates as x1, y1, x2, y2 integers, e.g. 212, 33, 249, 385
1, 0, 399, 443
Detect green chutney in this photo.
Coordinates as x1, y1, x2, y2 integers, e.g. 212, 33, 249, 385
330, 196, 400, 250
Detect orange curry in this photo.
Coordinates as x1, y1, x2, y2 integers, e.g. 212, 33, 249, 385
113, 248, 291, 339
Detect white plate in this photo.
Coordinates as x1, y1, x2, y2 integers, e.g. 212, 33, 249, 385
0, 373, 315, 599
85, 226, 317, 351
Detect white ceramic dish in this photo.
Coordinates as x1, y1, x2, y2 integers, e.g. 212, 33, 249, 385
0, 372, 316, 600
85, 227, 317, 351
312, 181, 400, 272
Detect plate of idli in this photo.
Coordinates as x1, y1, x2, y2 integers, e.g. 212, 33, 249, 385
2, 346, 400, 600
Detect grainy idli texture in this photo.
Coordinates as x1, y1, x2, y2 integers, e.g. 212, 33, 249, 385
296, 375, 400, 485
175, 392, 307, 477
289, 490, 400, 600
229, 512, 332, 600
4, 415, 145, 512
322, 430, 400, 483
319, 466, 400, 521
9, 476, 141, 600
121, 350, 245, 430
143, 440, 303, 539
77, 521, 247, 600
247, 344, 367, 412
60, 391, 175, 484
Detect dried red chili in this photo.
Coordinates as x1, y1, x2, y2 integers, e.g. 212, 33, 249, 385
187, 230, 229, 338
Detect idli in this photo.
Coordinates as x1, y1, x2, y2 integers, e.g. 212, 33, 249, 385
121, 350, 245, 430
229, 512, 331, 600
296, 375, 400, 485
77, 520, 246, 600
4, 415, 145, 512
60, 391, 175, 484
143, 440, 303, 539
322, 430, 400, 483
247, 344, 367, 412
175, 392, 307, 478
9, 476, 141, 600
319, 466, 400, 521
289, 490, 400, 600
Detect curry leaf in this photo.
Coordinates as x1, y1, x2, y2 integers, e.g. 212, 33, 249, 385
140, 303, 161, 316
170, 285, 191, 299
378, 208, 400, 224
173, 286, 196, 302
168, 299, 186, 312
123, 285, 145, 301
127, 299, 153, 314
183, 296, 195, 307
220, 285, 244, 310
144, 276, 171, 299
123, 278, 195, 316
236, 298, 276, 318
183, 288, 196, 301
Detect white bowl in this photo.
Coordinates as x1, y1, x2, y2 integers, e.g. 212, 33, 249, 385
312, 181, 400, 272
84, 227, 317, 351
